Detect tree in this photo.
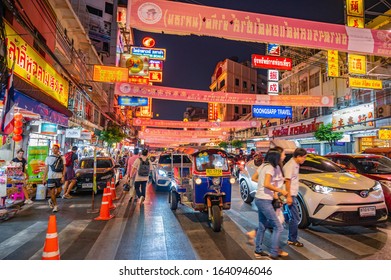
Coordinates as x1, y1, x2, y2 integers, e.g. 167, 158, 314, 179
99, 125, 127, 147
231, 139, 244, 149
218, 141, 229, 150
313, 123, 343, 153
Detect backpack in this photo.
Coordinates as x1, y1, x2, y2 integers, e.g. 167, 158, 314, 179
137, 158, 150, 177
50, 155, 64, 172
65, 152, 73, 167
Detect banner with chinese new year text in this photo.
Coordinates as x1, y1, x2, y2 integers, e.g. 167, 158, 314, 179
133, 118, 261, 129
140, 128, 227, 138
130, 0, 391, 57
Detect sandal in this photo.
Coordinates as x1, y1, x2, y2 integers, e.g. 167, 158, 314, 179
287, 240, 304, 247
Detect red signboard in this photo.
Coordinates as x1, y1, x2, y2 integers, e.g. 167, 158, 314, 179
252, 54, 292, 71
149, 71, 163, 82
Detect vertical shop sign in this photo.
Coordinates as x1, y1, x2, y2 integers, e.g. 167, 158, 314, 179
328, 50, 339, 77
348, 54, 367, 74
27, 146, 49, 182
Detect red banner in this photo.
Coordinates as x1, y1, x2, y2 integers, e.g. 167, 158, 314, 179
130, 0, 391, 57
140, 128, 226, 138
133, 118, 261, 129
115, 83, 334, 107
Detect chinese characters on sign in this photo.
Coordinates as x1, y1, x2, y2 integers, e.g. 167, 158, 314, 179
327, 50, 339, 77
332, 103, 374, 132
92, 65, 128, 83
267, 70, 279, 81
346, 0, 364, 28
267, 82, 279, 95
348, 54, 366, 74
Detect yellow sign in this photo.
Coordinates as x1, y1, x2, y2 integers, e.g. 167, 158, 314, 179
5, 22, 69, 107
346, 0, 364, 17
93, 65, 128, 83
348, 54, 366, 74
206, 169, 223, 176
347, 16, 364, 28
379, 129, 391, 140
349, 77, 383, 89
327, 50, 339, 77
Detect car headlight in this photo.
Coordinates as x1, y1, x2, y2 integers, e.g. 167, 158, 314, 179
300, 179, 345, 194
379, 180, 391, 189
195, 178, 202, 185
229, 177, 236, 184
212, 177, 221, 185
101, 174, 112, 180
373, 181, 383, 191
158, 169, 167, 177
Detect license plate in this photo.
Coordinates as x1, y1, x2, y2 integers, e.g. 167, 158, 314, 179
206, 169, 222, 176
82, 183, 93, 189
359, 206, 376, 217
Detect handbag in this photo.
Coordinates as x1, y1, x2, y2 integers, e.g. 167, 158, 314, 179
272, 198, 282, 210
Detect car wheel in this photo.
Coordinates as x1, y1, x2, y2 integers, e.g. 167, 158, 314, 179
296, 197, 310, 229
240, 179, 254, 204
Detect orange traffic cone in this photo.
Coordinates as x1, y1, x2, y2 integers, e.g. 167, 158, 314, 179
95, 188, 114, 220
110, 177, 118, 201
107, 185, 116, 210
42, 215, 60, 260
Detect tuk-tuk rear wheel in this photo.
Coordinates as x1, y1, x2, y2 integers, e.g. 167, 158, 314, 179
210, 204, 222, 232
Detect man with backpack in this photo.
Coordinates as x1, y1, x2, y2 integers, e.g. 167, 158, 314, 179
62, 146, 79, 199
129, 149, 151, 205
42, 144, 66, 212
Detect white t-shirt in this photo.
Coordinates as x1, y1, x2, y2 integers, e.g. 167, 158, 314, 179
132, 156, 152, 182
255, 163, 282, 200
45, 155, 65, 179
283, 158, 300, 196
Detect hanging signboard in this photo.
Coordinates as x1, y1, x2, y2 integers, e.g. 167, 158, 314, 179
92, 65, 128, 83
252, 105, 292, 119
129, 0, 391, 57
332, 103, 375, 132
349, 77, 382, 89
327, 50, 339, 77
252, 55, 292, 71
131, 46, 166, 60
118, 96, 149, 106
65, 128, 82, 138
348, 54, 366, 74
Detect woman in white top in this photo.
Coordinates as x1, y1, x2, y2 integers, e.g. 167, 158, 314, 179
249, 148, 288, 260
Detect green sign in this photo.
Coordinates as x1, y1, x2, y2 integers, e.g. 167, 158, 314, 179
27, 146, 49, 182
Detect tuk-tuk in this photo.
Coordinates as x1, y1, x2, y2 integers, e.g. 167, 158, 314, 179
168, 148, 235, 232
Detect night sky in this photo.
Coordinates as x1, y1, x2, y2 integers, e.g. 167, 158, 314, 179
131, 0, 382, 120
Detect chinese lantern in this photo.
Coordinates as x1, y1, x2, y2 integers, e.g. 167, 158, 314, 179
12, 134, 22, 142
14, 120, 23, 128
14, 113, 23, 121
13, 127, 23, 135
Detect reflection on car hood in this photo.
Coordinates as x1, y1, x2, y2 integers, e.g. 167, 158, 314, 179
301, 172, 376, 190
362, 173, 391, 181
76, 168, 111, 174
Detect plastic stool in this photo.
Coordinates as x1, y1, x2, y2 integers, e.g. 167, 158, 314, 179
11, 186, 25, 201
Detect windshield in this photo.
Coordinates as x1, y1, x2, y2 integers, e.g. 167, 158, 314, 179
80, 159, 113, 169
158, 154, 192, 164
299, 154, 344, 174
195, 151, 229, 171
355, 157, 391, 174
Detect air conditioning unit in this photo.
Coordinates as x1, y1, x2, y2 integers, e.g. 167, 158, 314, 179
376, 105, 391, 118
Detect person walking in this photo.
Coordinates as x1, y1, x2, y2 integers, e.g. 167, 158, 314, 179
42, 144, 65, 213
250, 149, 289, 259
126, 148, 139, 178
283, 148, 307, 247
11, 148, 33, 204
129, 149, 151, 205
62, 146, 79, 199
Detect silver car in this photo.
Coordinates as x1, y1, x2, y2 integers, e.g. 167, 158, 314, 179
238, 154, 388, 228
151, 153, 192, 190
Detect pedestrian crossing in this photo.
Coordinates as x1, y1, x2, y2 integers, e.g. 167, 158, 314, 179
0, 184, 389, 260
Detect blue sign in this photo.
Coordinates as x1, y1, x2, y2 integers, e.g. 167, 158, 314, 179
41, 123, 58, 135
252, 105, 292, 119
118, 96, 149, 106
131, 47, 166, 60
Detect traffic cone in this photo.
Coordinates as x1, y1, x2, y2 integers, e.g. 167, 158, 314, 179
42, 215, 60, 260
107, 185, 116, 210
110, 177, 118, 201
95, 188, 114, 220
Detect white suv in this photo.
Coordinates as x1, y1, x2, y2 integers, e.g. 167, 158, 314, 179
151, 153, 192, 190
238, 154, 388, 228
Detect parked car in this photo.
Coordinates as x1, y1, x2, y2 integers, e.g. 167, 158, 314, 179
324, 153, 391, 214
72, 157, 120, 192
151, 153, 192, 190
239, 154, 388, 228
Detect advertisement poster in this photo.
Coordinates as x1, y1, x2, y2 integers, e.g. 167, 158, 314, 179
27, 146, 49, 182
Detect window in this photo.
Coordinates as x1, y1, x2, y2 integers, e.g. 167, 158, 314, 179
309, 71, 320, 89
251, 84, 255, 91
219, 79, 225, 88
235, 78, 240, 86
105, 2, 114, 15
103, 42, 109, 52
81, 159, 113, 169
243, 81, 247, 89
235, 106, 239, 114
86, 5, 103, 17
299, 78, 308, 93
33, 29, 46, 57
242, 107, 247, 114
159, 155, 191, 164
